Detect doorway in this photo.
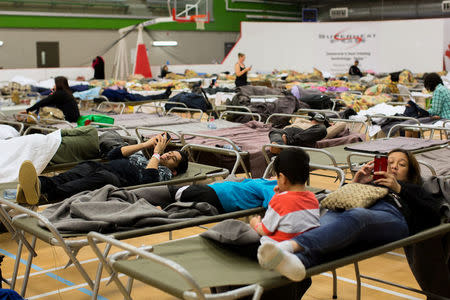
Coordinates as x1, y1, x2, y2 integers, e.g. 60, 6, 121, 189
36, 42, 60, 68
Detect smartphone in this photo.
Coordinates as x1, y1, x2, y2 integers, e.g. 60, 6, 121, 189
373, 155, 388, 181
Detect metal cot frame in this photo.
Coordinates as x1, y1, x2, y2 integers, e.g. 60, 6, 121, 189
0, 162, 344, 299
86, 218, 450, 300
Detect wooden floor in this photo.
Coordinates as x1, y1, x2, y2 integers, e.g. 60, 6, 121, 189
0, 172, 426, 300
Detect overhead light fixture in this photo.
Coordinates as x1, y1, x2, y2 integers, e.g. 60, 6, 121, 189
152, 41, 178, 47
0, 41, 3, 47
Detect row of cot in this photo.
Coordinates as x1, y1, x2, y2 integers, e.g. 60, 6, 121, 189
0, 144, 448, 300
0, 89, 450, 295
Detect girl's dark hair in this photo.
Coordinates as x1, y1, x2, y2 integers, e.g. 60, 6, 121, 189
423, 73, 443, 92
387, 148, 422, 185
54, 76, 72, 95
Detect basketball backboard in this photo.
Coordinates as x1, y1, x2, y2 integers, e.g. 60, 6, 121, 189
169, 0, 210, 29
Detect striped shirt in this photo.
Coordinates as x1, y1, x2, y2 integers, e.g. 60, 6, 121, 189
260, 191, 320, 243
428, 84, 450, 119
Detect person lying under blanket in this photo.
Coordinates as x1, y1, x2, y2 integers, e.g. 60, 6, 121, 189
17, 132, 189, 205
269, 113, 348, 154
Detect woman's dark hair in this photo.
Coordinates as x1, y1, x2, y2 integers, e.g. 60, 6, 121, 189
273, 148, 310, 184
174, 150, 189, 175
54, 76, 72, 95
387, 148, 422, 185
423, 73, 443, 92
238, 53, 245, 58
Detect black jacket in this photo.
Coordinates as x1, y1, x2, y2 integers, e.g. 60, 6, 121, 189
349, 65, 363, 77
27, 90, 80, 122
384, 181, 442, 235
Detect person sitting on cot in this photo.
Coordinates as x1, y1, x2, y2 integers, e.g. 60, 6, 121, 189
249, 148, 320, 245
17, 132, 189, 205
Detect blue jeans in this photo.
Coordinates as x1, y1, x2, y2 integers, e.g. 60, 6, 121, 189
292, 200, 409, 268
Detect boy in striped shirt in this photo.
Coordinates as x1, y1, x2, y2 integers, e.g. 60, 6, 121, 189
250, 148, 320, 244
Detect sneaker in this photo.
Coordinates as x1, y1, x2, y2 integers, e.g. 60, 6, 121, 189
18, 160, 40, 205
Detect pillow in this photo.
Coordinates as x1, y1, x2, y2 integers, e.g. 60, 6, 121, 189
200, 219, 261, 245
0, 125, 19, 140
321, 183, 388, 210
325, 122, 347, 139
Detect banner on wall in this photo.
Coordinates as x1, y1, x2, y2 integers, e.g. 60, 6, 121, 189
315, 25, 380, 75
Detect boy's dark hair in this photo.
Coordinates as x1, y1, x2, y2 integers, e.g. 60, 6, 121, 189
424, 73, 443, 92
273, 148, 310, 185
174, 150, 189, 175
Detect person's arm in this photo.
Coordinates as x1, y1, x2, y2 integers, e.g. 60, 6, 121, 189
353, 160, 374, 184
106, 136, 158, 160
249, 215, 266, 236
251, 197, 281, 236
427, 88, 444, 117
145, 134, 170, 170
235, 63, 251, 77
26, 93, 56, 112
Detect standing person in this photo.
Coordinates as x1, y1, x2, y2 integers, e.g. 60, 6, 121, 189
257, 149, 441, 282
349, 60, 363, 77
235, 53, 252, 87
424, 72, 450, 119
92, 56, 105, 79
25, 76, 80, 122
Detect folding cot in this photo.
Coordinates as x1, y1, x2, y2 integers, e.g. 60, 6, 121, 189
86, 223, 450, 300
0, 120, 24, 136
0, 161, 344, 298
172, 113, 368, 178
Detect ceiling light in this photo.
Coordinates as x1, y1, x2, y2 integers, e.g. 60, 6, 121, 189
0, 41, 3, 47
152, 41, 178, 47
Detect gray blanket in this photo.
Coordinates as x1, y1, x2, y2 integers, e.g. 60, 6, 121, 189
344, 137, 448, 154
39, 185, 218, 234
417, 148, 450, 177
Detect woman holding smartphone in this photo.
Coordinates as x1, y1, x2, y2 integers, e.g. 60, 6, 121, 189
234, 53, 252, 87
257, 149, 442, 282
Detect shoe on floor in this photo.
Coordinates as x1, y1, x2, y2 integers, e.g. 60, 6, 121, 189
18, 160, 40, 205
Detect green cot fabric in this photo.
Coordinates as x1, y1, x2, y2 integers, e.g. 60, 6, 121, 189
50, 126, 100, 164
77, 114, 115, 127
112, 236, 289, 298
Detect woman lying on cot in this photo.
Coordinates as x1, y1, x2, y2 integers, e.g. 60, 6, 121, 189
257, 149, 442, 282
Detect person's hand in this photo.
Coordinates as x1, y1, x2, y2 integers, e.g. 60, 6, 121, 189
353, 161, 374, 184
143, 135, 158, 148
373, 171, 402, 193
153, 134, 171, 155
249, 215, 261, 229
273, 185, 281, 194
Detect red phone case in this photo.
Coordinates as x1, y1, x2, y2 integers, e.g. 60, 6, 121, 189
373, 156, 388, 180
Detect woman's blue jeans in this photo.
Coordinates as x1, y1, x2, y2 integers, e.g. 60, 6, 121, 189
292, 200, 409, 268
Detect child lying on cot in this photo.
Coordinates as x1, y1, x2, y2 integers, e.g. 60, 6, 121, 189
250, 148, 320, 244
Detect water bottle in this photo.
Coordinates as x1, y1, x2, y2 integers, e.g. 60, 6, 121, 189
3, 189, 17, 200
207, 117, 217, 129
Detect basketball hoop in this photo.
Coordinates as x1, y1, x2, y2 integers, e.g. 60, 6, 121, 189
193, 15, 206, 30
170, 0, 210, 29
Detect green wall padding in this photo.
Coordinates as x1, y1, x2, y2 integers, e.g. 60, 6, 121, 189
0, 0, 300, 31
